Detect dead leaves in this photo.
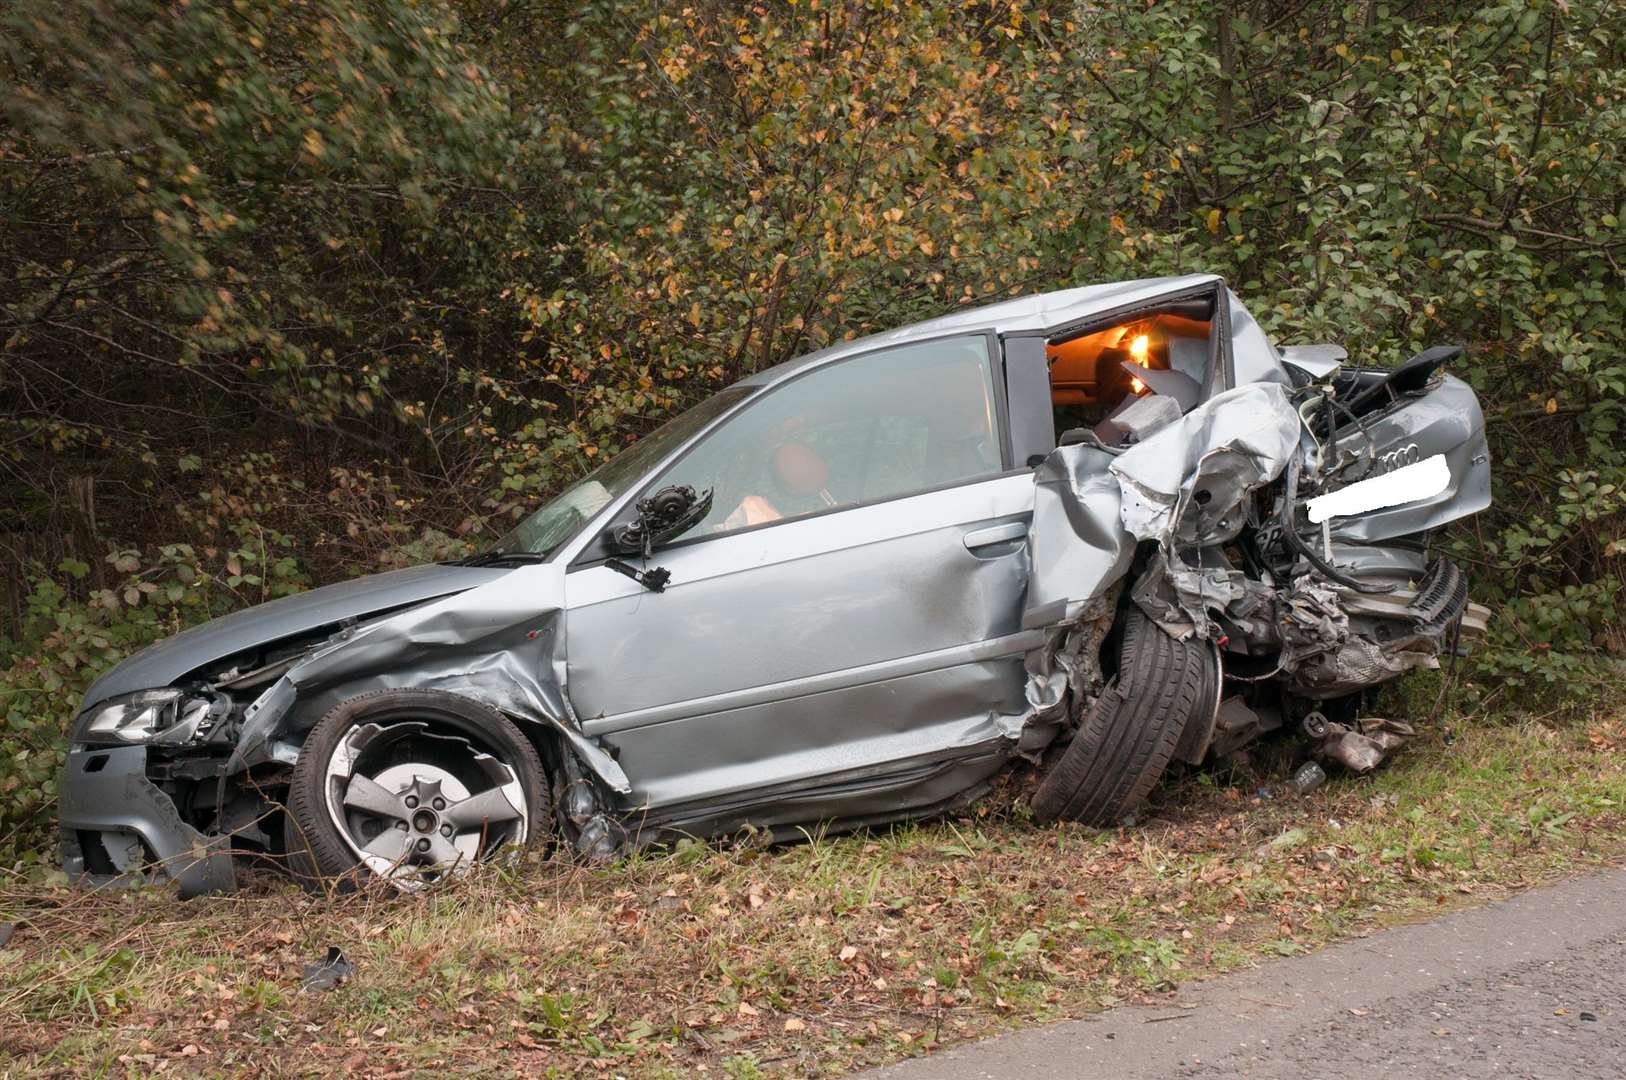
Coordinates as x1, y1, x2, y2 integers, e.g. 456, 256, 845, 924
11, 720, 1626, 1077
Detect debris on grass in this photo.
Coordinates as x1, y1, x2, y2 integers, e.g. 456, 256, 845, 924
299, 947, 355, 993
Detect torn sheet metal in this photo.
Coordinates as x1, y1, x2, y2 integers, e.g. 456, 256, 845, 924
1285, 632, 1440, 700
1110, 382, 1301, 549
1023, 442, 1132, 630
230, 564, 631, 794
1018, 442, 1131, 751
1128, 548, 1251, 641
1104, 383, 1303, 637
1020, 589, 1118, 751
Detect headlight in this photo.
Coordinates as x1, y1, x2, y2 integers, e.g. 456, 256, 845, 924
75, 689, 217, 745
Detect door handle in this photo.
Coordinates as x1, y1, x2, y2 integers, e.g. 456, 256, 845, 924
963, 521, 1028, 551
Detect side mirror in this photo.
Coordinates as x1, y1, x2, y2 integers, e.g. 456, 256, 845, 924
608, 485, 713, 558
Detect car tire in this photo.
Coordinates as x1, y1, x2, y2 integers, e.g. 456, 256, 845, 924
283, 689, 551, 891
1031, 608, 1216, 826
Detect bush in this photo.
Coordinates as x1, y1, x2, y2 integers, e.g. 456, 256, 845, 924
2, 0, 1623, 860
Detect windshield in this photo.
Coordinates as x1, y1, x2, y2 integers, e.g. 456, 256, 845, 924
491, 387, 752, 557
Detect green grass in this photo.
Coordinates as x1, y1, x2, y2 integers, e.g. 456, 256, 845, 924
2, 698, 1624, 1077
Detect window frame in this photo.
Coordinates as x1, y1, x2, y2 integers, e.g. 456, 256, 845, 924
1002, 281, 1234, 459
569, 329, 1015, 566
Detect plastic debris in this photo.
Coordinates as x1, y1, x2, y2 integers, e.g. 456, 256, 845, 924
1287, 760, 1327, 795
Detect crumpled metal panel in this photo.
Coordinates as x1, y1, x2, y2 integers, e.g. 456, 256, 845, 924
1325, 372, 1492, 543
1105, 383, 1304, 637
1023, 442, 1131, 630
80, 563, 510, 709
1019, 384, 1306, 716
1019, 442, 1132, 738
228, 564, 631, 794
1020, 591, 1117, 747
1127, 548, 1251, 640
1227, 287, 1291, 388
1109, 382, 1301, 549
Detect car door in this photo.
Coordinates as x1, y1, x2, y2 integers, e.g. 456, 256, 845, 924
564, 333, 1041, 810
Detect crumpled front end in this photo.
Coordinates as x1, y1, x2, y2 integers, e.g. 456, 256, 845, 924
1019, 362, 1491, 778
60, 563, 629, 895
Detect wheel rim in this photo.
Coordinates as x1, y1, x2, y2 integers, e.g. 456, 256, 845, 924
322, 720, 528, 886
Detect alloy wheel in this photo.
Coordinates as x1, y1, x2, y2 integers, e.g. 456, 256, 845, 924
321, 720, 528, 885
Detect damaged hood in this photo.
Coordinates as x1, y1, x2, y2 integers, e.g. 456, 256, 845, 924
81, 563, 511, 708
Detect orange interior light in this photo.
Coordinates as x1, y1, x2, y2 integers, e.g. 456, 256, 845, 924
1128, 333, 1150, 391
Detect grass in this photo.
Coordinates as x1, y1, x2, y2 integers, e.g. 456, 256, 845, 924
2, 692, 1624, 1078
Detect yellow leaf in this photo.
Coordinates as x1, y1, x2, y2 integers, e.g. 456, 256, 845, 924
1206, 208, 1222, 234
1545, 398, 1558, 414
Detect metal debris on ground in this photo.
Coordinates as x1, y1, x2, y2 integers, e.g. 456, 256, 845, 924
299, 947, 355, 992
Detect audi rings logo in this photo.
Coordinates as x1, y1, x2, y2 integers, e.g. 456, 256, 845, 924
1377, 442, 1421, 474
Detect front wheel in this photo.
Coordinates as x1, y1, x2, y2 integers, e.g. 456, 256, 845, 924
1031, 609, 1216, 826
283, 689, 551, 890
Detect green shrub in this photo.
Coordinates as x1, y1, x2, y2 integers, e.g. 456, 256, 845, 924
3, 0, 1624, 862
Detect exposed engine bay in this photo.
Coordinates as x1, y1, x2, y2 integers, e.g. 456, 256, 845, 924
1028, 337, 1490, 791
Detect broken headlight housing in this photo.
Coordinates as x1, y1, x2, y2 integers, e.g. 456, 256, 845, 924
74, 688, 221, 746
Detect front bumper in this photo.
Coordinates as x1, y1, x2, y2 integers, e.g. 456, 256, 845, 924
59, 745, 236, 897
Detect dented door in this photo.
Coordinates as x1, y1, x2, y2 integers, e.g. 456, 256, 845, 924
563, 334, 1038, 810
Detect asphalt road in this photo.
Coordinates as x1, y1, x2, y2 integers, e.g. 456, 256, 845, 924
864, 867, 1626, 1079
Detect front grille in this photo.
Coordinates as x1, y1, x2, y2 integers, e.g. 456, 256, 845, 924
1408, 558, 1469, 636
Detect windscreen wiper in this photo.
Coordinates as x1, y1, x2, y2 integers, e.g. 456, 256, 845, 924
445, 549, 550, 568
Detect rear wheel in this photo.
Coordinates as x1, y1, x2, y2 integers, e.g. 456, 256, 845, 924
1031, 609, 1216, 826
283, 689, 551, 891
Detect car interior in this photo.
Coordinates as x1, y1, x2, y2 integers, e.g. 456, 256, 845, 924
1045, 297, 1216, 448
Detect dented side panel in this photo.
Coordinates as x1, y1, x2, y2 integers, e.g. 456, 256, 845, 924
1023, 442, 1131, 628
232, 564, 632, 794
566, 473, 1039, 811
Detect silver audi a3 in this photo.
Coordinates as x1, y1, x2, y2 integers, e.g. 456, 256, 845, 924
59, 274, 1492, 894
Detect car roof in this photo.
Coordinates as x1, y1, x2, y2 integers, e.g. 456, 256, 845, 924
738, 273, 1226, 389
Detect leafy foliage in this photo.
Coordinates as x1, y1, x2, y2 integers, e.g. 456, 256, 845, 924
3, 0, 1625, 855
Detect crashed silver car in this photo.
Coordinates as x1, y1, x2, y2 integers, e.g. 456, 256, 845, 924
59, 274, 1491, 895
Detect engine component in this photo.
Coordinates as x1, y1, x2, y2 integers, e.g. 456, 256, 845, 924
1311, 717, 1416, 774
